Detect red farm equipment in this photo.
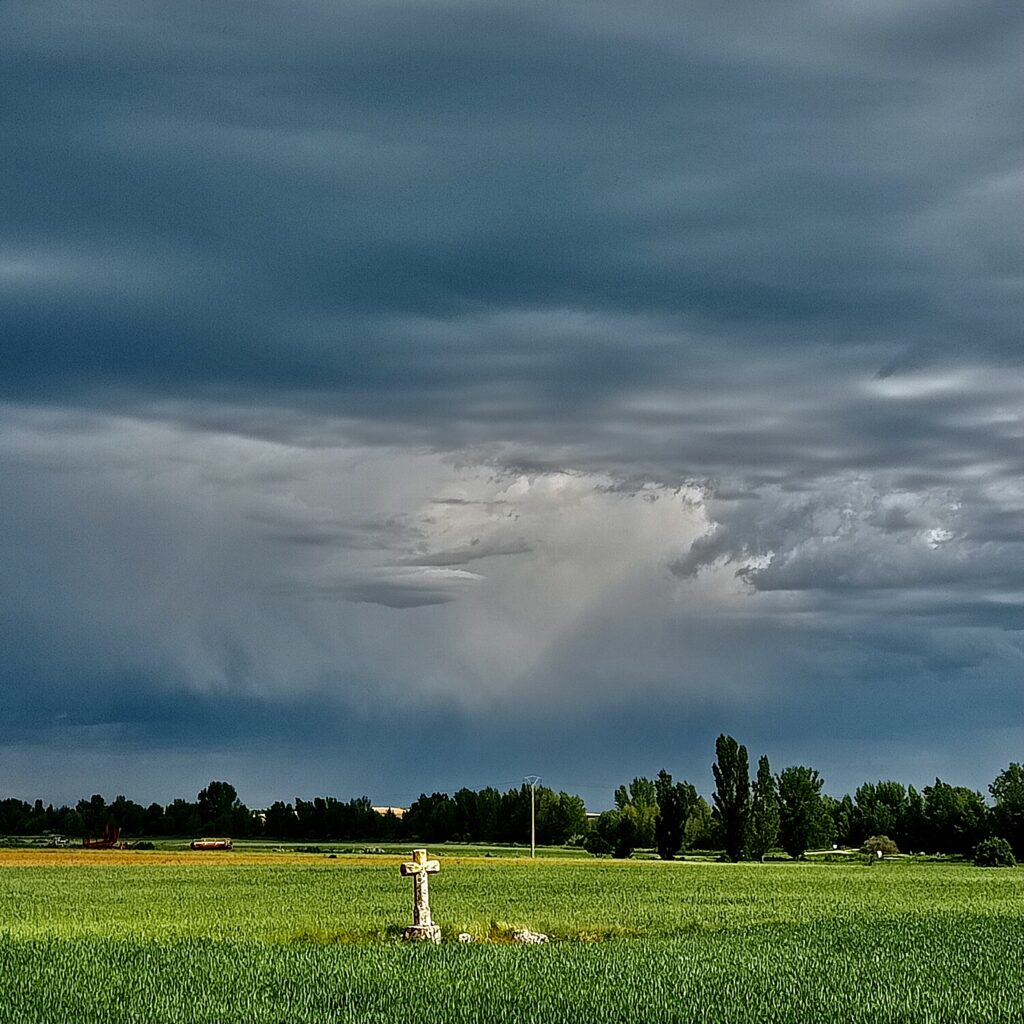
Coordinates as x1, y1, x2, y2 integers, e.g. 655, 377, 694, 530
83, 822, 122, 849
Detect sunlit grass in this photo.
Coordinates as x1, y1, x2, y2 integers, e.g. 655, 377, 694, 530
2, 852, 1023, 1021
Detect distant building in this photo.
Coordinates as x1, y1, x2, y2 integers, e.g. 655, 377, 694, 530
372, 806, 407, 819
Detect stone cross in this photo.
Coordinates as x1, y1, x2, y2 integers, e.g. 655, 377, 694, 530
400, 848, 441, 943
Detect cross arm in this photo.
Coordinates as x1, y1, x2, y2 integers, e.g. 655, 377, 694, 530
401, 859, 440, 875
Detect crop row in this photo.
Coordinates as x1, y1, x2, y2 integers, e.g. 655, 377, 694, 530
2, 915, 1024, 1023
3, 857, 1024, 1021
3, 857, 1024, 941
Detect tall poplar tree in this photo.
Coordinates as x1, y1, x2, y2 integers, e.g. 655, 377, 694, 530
712, 734, 751, 862
747, 754, 780, 861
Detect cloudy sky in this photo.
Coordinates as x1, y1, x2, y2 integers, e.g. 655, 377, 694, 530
3, 0, 1024, 810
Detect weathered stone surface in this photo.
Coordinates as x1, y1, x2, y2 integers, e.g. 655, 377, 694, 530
511, 929, 549, 944
402, 924, 442, 944
400, 848, 442, 942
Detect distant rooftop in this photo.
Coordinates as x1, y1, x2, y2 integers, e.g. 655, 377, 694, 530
372, 806, 407, 818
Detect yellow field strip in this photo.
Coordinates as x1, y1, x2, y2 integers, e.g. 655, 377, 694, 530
0, 850, 388, 868
0, 849, 636, 869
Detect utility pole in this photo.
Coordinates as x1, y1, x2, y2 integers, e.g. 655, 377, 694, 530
524, 775, 541, 859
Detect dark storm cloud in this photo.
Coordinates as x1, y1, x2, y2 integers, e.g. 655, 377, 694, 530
4, 0, 1023, 423
3, 0, 1024, 803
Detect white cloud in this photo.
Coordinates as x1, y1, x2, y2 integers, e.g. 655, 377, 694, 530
0, 406, 712, 715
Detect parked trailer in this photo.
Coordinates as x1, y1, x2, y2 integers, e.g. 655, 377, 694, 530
190, 837, 233, 850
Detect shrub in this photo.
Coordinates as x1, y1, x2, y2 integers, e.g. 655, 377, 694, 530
861, 835, 899, 857
973, 836, 1016, 868
612, 815, 637, 859
583, 833, 612, 857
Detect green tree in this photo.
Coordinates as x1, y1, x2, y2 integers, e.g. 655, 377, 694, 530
712, 734, 750, 861
990, 763, 1024, 858
853, 781, 908, 846
452, 788, 480, 841
108, 795, 147, 836
746, 755, 780, 860
403, 792, 457, 842
901, 786, 928, 853
827, 794, 855, 847
684, 796, 719, 850
973, 836, 1015, 867
854, 781, 896, 839
61, 809, 86, 838
654, 770, 698, 860
529, 787, 587, 845
264, 801, 298, 839
613, 812, 638, 859
615, 777, 657, 810
594, 810, 636, 858
0, 799, 32, 835
777, 766, 832, 859
497, 786, 531, 844
24, 800, 47, 834
197, 781, 249, 835
143, 802, 165, 835
473, 787, 502, 842
545, 791, 588, 845
76, 794, 108, 838
614, 777, 658, 848
922, 779, 989, 856
160, 797, 200, 836
861, 834, 899, 857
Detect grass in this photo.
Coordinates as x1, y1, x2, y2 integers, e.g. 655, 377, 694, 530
1, 850, 1023, 1021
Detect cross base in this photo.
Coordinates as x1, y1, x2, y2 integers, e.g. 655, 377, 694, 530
402, 924, 441, 944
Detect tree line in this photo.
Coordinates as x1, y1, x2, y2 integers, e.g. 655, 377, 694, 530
399, 737, 1024, 862
4, 738, 1024, 861
0, 780, 587, 846
0, 781, 388, 843
594, 735, 1023, 862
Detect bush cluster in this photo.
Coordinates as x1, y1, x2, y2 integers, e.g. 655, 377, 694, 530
861, 835, 899, 857
972, 836, 1016, 868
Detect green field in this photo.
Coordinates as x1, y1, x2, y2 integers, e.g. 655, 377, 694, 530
2, 850, 1023, 1022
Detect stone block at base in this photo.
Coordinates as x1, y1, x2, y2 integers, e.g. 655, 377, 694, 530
402, 924, 442, 943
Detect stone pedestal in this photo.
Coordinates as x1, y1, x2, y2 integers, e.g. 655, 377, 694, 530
402, 923, 442, 944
